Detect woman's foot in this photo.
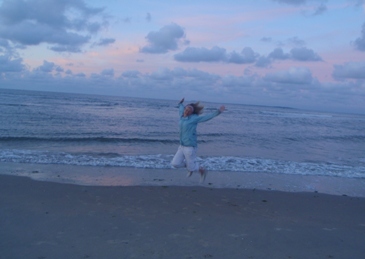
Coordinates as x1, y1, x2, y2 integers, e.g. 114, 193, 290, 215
187, 171, 193, 177
199, 167, 207, 183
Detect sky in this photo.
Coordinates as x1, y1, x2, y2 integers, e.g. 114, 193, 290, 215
0, 0, 365, 114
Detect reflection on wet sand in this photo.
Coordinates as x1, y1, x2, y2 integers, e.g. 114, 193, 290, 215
1, 162, 365, 197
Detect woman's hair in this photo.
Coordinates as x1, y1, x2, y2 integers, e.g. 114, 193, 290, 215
189, 102, 204, 115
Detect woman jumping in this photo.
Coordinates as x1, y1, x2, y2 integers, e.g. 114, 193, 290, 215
171, 98, 225, 182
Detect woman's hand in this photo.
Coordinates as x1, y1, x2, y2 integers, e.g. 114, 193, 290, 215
179, 98, 184, 104
219, 105, 225, 112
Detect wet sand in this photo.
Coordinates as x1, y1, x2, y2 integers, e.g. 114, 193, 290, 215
1, 174, 365, 259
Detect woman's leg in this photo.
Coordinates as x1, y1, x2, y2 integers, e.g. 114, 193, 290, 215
183, 146, 199, 173
184, 147, 207, 182
171, 146, 186, 168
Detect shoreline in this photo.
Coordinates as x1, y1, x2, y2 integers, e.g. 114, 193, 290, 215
1, 162, 365, 198
1, 174, 365, 259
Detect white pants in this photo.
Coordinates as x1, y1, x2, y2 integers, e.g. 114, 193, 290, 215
171, 145, 199, 172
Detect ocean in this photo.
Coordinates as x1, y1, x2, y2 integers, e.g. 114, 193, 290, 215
1, 89, 365, 196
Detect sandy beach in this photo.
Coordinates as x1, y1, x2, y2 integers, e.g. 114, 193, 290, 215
1, 174, 365, 259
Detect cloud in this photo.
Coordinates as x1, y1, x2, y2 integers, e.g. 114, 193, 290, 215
50, 44, 86, 53
174, 46, 226, 62
261, 37, 272, 43
258, 46, 322, 67
300, 2, 327, 16
175, 46, 321, 65
255, 56, 272, 68
75, 73, 86, 78
273, 0, 328, 16
221, 74, 255, 88
122, 70, 141, 78
0, 0, 106, 52
354, 23, 365, 51
0, 53, 25, 72
1, 61, 365, 113
146, 12, 151, 22
227, 47, 257, 64
122, 17, 131, 23
347, 0, 364, 7
114, 67, 222, 97
332, 62, 365, 80
140, 23, 188, 54
37, 60, 57, 73
269, 48, 290, 60
0, 21, 91, 47
101, 68, 114, 77
34, 60, 64, 74
268, 47, 322, 62
0, 38, 10, 50
272, 0, 307, 6
312, 3, 327, 16
174, 46, 258, 64
95, 38, 115, 46
290, 47, 322, 61
264, 67, 314, 84
287, 37, 306, 47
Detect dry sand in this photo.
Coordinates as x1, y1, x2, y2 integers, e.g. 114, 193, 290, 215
1, 174, 365, 259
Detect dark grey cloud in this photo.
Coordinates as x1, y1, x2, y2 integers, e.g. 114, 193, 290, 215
55, 66, 64, 73
268, 47, 322, 62
264, 67, 313, 84
0, 21, 90, 48
90, 70, 115, 82
227, 47, 257, 64
174, 46, 226, 62
255, 56, 272, 68
221, 75, 255, 88
256, 46, 321, 67
122, 70, 141, 78
332, 62, 365, 80
354, 23, 365, 51
38, 61, 56, 73
0, 0, 106, 53
269, 48, 290, 60
0, 53, 25, 72
75, 73, 86, 78
149, 68, 174, 81
290, 47, 322, 61
36, 60, 63, 73
140, 23, 188, 54
95, 38, 115, 47
175, 46, 321, 65
142, 67, 220, 91
101, 68, 114, 77
50, 45, 85, 53
174, 46, 258, 64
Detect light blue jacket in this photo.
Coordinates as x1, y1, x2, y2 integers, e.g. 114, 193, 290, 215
178, 103, 221, 147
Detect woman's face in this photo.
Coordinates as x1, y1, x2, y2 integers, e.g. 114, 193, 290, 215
183, 106, 193, 117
